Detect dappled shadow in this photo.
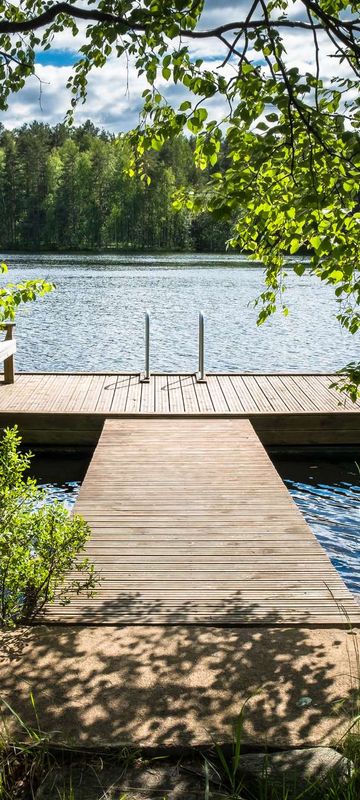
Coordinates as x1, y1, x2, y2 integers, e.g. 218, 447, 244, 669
0, 626, 34, 661
0, 591, 358, 749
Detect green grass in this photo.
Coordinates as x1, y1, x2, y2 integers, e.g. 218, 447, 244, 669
0, 726, 358, 800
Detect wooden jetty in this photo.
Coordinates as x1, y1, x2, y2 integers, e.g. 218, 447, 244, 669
0, 367, 359, 625
0, 371, 359, 445
45, 417, 360, 625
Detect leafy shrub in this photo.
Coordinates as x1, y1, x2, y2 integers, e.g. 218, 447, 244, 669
0, 426, 97, 627
0, 260, 54, 324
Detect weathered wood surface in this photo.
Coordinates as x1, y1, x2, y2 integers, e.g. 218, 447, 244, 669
1, 373, 359, 445
0, 372, 359, 414
0, 322, 16, 384
45, 418, 360, 625
0, 340, 16, 361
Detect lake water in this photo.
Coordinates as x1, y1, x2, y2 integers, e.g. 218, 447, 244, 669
2, 252, 358, 372
273, 455, 360, 597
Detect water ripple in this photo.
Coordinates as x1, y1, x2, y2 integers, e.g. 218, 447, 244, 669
2, 254, 358, 372
284, 473, 360, 596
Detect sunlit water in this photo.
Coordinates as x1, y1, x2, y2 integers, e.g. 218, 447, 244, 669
32, 451, 360, 598
2, 252, 358, 372
274, 456, 360, 597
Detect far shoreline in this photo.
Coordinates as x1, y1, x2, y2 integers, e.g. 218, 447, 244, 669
0, 248, 311, 262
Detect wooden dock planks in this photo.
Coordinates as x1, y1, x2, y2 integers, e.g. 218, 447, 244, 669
1, 372, 359, 444
0, 372, 360, 415
45, 417, 360, 625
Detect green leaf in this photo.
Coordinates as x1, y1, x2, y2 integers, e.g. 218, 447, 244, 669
309, 236, 321, 251
289, 239, 301, 254
293, 263, 306, 276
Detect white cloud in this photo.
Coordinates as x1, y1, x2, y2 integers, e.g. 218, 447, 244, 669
0, 1, 354, 131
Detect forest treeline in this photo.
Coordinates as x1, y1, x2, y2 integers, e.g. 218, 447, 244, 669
0, 121, 231, 252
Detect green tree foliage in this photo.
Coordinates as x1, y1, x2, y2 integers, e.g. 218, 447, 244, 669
0, 122, 230, 250
0, 124, 54, 324
0, 426, 97, 628
0, 2, 359, 391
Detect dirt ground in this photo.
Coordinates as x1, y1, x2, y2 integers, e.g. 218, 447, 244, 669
0, 624, 359, 748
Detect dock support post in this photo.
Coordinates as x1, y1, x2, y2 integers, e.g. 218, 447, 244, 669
140, 311, 150, 383
3, 322, 15, 384
196, 311, 207, 383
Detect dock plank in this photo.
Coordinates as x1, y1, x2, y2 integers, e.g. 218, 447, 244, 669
317, 375, 360, 410
78, 375, 106, 413
207, 376, 230, 412
179, 374, 199, 413
217, 375, 245, 412
140, 376, 155, 413
229, 375, 260, 412
154, 374, 170, 414
125, 375, 142, 413
110, 375, 131, 413
193, 379, 214, 413
0, 372, 359, 418
257, 375, 295, 412
45, 417, 360, 625
167, 375, 184, 413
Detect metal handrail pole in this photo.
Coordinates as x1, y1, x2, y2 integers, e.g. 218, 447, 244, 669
140, 310, 150, 382
196, 311, 206, 382
145, 310, 150, 380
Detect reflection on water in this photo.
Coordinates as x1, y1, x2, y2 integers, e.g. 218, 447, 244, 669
274, 455, 360, 597
2, 252, 357, 372
32, 449, 88, 511
31, 449, 360, 598
40, 481, 80, 510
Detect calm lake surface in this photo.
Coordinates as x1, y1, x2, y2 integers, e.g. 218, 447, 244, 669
2, 252, 358, 372
32, 451, 360, 598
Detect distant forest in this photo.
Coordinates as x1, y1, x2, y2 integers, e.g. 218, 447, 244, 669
0, 120, 232, 252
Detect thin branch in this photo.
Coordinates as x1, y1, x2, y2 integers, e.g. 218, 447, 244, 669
301, 0, 360, 60
0, 49, 33, 69
219, 0, 260, 69
0, 2, 358, 39
305, 7, 320, 112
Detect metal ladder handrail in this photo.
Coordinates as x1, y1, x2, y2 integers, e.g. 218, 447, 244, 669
139, 310, 150, 383
139, 310, 207, 383
196, 311, 207, 382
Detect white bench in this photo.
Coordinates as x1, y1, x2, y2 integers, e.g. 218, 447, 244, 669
0, 322, 16, 383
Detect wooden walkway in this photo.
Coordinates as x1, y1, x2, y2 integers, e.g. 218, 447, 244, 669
0, 372, 359, 415
46, 418, 360, 626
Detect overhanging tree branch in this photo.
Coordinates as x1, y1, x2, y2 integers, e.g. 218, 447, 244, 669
0, 2, 358, 41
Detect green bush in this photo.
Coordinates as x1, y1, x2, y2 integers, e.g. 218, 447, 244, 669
0, 426, 97, 627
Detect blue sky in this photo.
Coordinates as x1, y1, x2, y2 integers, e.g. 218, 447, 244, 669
35, 51, 78, 67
